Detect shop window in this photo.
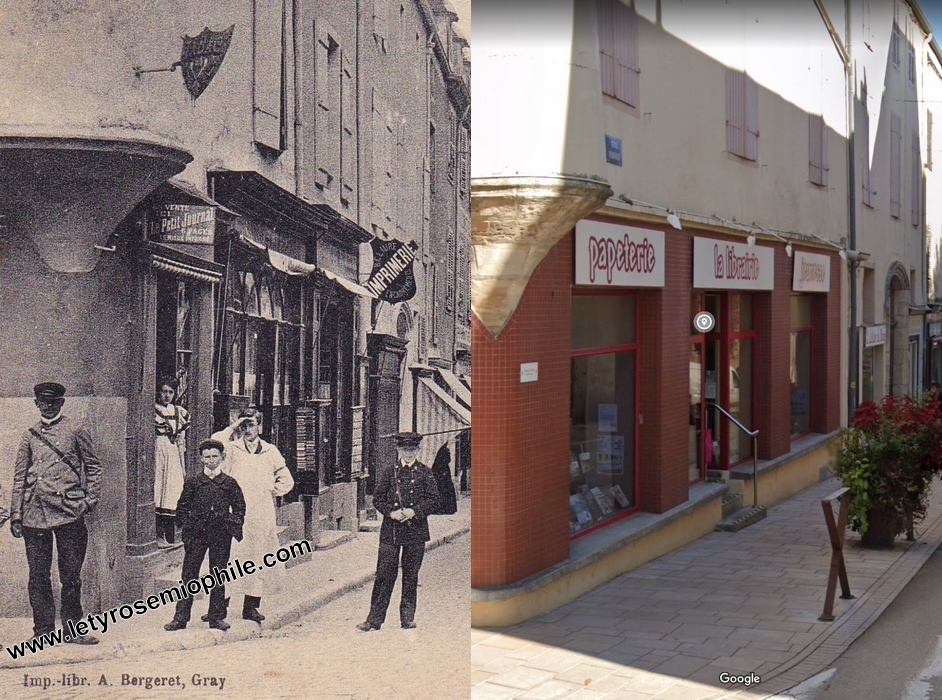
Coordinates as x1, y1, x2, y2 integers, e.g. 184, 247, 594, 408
790, 295, 813, 437
862, 346, 874, 402
569, 292, 638, 537
244, 273, 260, 316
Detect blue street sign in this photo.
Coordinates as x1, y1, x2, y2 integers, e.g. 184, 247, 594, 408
605, 135, 622, 166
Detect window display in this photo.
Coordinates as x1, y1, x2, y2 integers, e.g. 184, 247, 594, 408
570, 293, 638, 536
791, 295, 813, 437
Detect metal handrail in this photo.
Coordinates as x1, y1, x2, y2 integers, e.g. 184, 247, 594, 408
708, 402, 760, 508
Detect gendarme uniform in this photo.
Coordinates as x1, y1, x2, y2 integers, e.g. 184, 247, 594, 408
362, 432, 440, 630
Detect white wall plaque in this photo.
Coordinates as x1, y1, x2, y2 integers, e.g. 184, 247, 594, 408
693, 236, 774, 290
520, 362, 538, 383
792, 251, 831, 292
574, 220, 665, 287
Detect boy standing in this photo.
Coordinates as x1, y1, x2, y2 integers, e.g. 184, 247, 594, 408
164, 439, 245, 631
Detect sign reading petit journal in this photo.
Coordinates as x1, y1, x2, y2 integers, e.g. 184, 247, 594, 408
792, 251, 830, 293
693, 236, 774, 290
574, 220, 665, 287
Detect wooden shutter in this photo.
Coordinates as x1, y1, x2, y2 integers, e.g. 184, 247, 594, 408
613, 0, 640, 107
928, 110, 934, 171
912, 132, 921, 226
597, 0, 615, 97
253, 0, 285, 151
744, 73, 759, 161
891, 112, 901, 218
726, 68, 745, 157
809, 114, 828, 186
809, 114, 822, 185
341, 52, 356, 204
446, 228, 456, 313
862, 88, 873, 206
371, 89, 387, 228
314, 23, 332, 187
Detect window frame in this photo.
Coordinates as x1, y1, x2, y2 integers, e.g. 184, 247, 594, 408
569, 287, 641, 541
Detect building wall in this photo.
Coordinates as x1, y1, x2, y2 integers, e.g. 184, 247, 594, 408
471, 239, 571, 588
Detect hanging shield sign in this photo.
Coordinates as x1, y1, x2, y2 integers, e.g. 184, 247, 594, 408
366, 239, 419, 303
179, 25, 235, 99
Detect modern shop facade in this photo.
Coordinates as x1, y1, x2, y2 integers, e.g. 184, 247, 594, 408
471, 208, 842, 626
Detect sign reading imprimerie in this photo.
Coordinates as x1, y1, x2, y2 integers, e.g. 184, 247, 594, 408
366, 238, 419, 302
149, 205, 216, 245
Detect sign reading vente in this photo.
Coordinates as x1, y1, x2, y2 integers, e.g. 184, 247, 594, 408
693, 236, 774, 290
149, 204, 216, 245
792, 251, 830, 293
574, 220, 665, 287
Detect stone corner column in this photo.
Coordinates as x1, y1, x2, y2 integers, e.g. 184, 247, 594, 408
471, 175, 613, 337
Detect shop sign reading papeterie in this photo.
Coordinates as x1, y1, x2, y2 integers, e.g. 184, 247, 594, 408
693, 236, 774, 290
574, 220, 665, 287
792, 251, 830, 293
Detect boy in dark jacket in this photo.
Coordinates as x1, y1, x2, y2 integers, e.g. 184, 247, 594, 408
165, 439, 245, 631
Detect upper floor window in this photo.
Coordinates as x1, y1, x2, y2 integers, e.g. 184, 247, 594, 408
597, 0, 640, 110
809, 114, 829, 187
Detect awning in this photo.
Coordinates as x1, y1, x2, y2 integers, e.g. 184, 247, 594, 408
237, 234, 376, 298
161, 178, 239, 216
207, 170, 372, 246
435, 367, 470, 410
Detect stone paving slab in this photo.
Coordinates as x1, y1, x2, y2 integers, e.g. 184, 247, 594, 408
472, 478, 942, 700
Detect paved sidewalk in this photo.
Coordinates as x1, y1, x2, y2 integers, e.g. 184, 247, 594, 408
472, 478, 942, 700
0, 497, 470, 670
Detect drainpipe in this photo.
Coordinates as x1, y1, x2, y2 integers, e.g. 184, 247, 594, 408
845, 0, 859, 421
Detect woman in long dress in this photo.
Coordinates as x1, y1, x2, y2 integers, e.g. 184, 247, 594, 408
155, 378, 190, 548
212, 408, 294, 622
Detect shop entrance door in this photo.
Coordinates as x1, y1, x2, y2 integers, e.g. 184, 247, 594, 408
690, 292, 755, 474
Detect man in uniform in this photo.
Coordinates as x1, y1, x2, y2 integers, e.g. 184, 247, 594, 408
357, 432, 440, 632
10, 382, 103, 644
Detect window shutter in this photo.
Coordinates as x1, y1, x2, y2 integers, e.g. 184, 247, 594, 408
597, 0, 615, 97
862, 88, 873, 206
371, 89, 387, 228
613, 0, 639, 107
446, 229, 456, 313
891, 112, 901, 218
928, 110, 934, 171
726, 68, 745, 157
373, 0, 388, 49
253, 0, 286, 151
314, 24, 332, 188
744, 73, 759, 161
912, 131, 921, 226
809, 114, 822, 185
341, 52, 356, 203
821, 116, 829, 186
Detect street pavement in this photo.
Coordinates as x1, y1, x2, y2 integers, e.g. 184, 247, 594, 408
0, 533, 470, 700
472, 477, 942, 700
0, 496, 469, 672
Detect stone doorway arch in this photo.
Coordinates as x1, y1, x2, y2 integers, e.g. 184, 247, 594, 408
885, 262, 911, 396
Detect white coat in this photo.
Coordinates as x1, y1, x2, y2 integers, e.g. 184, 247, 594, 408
212, 426, 294, 597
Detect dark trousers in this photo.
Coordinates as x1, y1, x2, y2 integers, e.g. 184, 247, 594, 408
172, 530, 232, 623
22, 517, 88, 637
156, 513, 176, 543
366, 542, 426, 626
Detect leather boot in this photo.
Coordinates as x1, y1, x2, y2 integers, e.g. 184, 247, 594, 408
242, 595, 265, 623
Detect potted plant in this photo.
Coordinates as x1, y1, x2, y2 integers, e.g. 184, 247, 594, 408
835, 392, 942, 547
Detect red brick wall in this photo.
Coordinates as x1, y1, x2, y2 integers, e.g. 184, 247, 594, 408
470, 238, 572, 588
812, 253, 842, 433
638, 227, 688, 512
755, 245, 793, 458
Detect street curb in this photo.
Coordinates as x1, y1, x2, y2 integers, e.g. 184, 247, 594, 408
265, 526, 471, 631
722, 501, 942, 700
